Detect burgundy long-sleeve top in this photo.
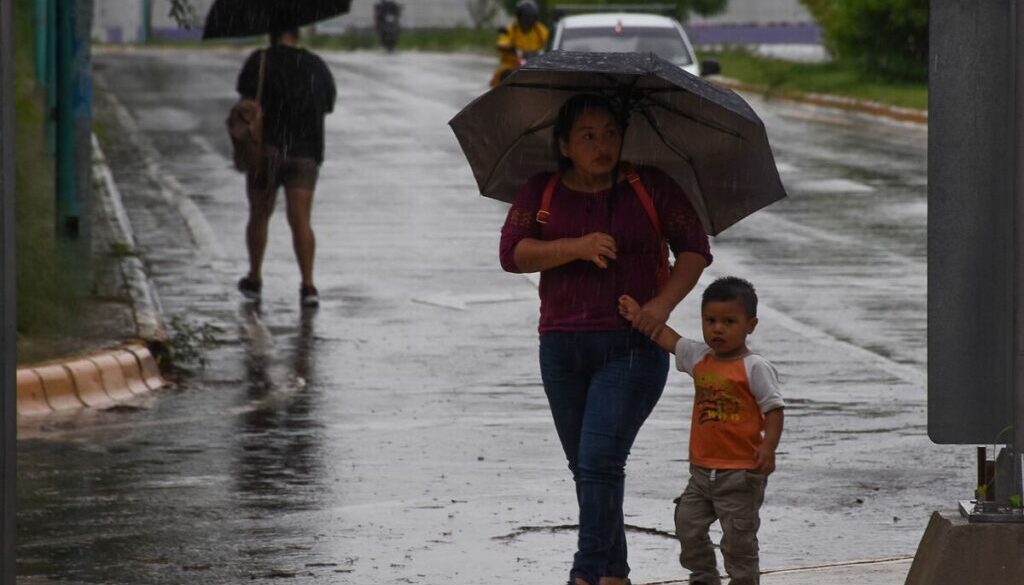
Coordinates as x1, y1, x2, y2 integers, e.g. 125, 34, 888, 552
500, 166, 713, 333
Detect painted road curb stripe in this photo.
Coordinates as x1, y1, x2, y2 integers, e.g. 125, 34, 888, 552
15, 369, 51, 417
88, 353, 135, 402
33, 364, 85, 412
64, 359, 116, 409
16, 345, 167, 417
113, 350, 152, 396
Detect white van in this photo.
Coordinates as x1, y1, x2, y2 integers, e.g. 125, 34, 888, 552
550, 12, 721, 77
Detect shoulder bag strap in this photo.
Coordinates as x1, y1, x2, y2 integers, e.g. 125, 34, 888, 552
535, 172, 559, 224
621, 162, 671, 286
256, 49, 267, 102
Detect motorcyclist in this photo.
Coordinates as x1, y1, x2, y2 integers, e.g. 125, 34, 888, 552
490, 0, 549, 87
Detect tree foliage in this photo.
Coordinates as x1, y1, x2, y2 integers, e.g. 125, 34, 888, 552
168, 0, 201, 29
501, 0, 728, 23
800, 0, 928, 81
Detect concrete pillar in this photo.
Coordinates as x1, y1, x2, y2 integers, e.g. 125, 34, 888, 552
904, 512, 1024, 585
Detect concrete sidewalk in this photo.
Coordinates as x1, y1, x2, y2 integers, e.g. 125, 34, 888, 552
638, 557, 912, 585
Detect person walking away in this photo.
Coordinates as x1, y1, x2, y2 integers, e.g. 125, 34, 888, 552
235, 26, 336, 307
490, 0, 549, 87
619, 276, 785, 585
499, 93, 712, 585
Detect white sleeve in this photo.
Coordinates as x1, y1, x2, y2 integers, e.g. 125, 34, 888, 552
675, 338, 711, 374
744, 356, 785, 413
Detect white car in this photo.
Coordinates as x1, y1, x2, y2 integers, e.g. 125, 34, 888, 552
550, 12, 720, 77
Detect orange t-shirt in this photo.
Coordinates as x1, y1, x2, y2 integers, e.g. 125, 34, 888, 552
675, 338, 785, 469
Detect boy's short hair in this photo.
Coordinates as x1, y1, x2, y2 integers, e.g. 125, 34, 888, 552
702, 276, 758, 318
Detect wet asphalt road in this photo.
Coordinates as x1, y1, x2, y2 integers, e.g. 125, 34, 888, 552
17, 49, 966, 584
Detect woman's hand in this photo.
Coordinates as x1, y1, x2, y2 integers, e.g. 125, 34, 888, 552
573, 232, 617, 269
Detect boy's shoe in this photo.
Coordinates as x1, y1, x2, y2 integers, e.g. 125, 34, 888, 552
237, 276, 262, 301
300, 285, 320, 307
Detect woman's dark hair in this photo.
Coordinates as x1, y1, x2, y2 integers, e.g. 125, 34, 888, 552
702, 276, 758, 318
552, 94, 622, 171
270, 27, 300, 46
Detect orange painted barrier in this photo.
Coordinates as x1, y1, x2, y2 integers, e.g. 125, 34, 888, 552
126, 345, 165, 391
64, 359, 116, 409
16, 369, 53, 417
114, 350, 151, 396
34, 364, 86, 412
88, 353, 135, 402
17, 343, 168, 417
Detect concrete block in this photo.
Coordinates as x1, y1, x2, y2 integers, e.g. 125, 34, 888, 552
904, 511, 1024, 585
16, 369, 53, 417
34, 364, 86, 412
113, 350, 151, 396
63, 359, 116, 408
126, 345, 165, 391
88, 353, 135, 401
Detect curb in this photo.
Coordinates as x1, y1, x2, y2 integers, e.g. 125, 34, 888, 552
16, 344, 167, 417
14, 136, 171, 419
713, 76, 928, 126
92, 133, 167, 342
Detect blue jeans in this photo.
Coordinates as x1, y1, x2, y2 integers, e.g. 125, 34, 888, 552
539, 329, 669, 585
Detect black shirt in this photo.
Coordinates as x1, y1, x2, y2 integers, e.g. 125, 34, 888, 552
236, 46, 336, 164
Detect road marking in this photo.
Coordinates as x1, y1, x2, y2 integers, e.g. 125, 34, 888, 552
100, 78, 227, 260
411, 292, 537, 311
790, 178, 875, 193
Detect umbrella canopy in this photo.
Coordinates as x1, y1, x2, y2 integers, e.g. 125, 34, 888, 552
202, 0, 352, 40
448, 51, 787, 235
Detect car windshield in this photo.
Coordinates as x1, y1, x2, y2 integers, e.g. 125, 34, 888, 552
559, 25, 694, 66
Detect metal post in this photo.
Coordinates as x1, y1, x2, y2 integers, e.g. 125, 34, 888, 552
1015, 0, 1024, 503
34, 0, 47, 85
55, 0, 78, 237
45, 0, 56, 153
140, 0, 151, 43
0, 0, 19, 581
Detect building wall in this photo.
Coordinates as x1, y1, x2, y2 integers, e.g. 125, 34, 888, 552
689, 0, 814, 25
317, 0, 480, 33
92, 0, 143, 43
93, 0, 816, 43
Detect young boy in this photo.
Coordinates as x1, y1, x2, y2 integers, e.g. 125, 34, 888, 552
619, 276, 784, 585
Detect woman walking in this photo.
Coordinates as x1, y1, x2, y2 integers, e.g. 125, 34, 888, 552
235, 26, 336, 307
499, 94, 712, 585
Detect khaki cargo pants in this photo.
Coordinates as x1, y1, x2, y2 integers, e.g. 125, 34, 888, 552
674, 465, 768, 585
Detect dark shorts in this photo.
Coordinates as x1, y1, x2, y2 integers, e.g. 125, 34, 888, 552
246, 146, 320, 192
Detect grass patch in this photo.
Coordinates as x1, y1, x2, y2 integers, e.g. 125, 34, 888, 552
13, 0, 88, 343
699, 48, 927, 111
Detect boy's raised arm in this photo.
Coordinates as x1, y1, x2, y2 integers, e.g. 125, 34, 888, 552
618, 295, 682, 354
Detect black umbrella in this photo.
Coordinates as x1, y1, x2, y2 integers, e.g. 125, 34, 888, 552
448, 51, 787, 235
202, 0, 352, 40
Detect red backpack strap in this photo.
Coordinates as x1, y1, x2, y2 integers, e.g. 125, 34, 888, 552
535, 172, 559, 224
621, 162, 671, 286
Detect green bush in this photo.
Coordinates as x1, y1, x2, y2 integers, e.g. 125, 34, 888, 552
801, 0, 928, 82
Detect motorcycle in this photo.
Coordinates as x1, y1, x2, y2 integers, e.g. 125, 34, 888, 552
374, 1, 402, 53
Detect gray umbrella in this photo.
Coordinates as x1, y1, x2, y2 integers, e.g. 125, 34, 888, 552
448, 51, 787, 235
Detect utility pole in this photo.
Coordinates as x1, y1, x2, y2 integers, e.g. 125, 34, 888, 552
140, 0, 152, 44
0, 0, 19, 582
54, 0, 92, 256
908, 1, 1024, 581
